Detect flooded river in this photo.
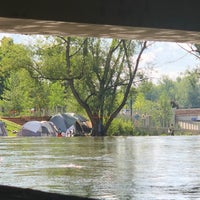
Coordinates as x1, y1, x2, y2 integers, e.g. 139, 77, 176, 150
0, 136, 200, 199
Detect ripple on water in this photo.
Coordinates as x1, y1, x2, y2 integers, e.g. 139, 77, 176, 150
0, 136, 200, 199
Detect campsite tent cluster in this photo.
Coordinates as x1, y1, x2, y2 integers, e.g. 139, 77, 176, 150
17, 113, 91, 137
18, 113, 92, 137
1, 113, 92, 137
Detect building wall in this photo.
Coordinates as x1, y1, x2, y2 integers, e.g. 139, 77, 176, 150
175, 108, 200, 131
175, 108, 200, 122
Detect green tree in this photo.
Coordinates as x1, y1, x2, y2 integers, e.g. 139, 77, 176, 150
65, 38, 148, 136
0, 69, 49, 116
158, 92, 173, 127
182, 68, 200, 107
0, 37, 33, 103
177, 42, 200, 107
0, 37, 53, 116
48, 82, 67, 114
157, 76, 176, 100
133, 92, 146, 113
0, 37, 32, 73
1, 70, 29, 115
133, 78, 174, 128
32, 37, 148, 136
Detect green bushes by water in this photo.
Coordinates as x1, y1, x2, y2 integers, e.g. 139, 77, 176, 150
107, 117, 158, 136
107, 117, 135, 136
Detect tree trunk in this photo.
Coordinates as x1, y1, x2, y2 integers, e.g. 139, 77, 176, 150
91, 115, 105, 136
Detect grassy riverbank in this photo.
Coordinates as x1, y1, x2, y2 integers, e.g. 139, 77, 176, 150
0, 118, 21, 136
0, 116, 196, 137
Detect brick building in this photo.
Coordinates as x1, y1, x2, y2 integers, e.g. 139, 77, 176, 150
175, 109, 200, 122
175, 108, 200, 131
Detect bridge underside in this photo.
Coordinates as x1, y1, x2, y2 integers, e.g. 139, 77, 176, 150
0, 0, 200, 43
1, 17, 200, 43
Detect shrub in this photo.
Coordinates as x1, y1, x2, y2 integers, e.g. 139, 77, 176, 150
107, 117, 134, 136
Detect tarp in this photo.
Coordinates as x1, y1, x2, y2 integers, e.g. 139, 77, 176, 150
65, 113, 92, 133
61, 113, 77, 128
49, 114, 69, 133
17, 121, 58, 137
0, 121, 8, 136
49, 113, 84, 136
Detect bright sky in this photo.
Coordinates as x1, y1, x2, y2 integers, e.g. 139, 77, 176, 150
0, 33, 199, 82
142, 42, 200, 82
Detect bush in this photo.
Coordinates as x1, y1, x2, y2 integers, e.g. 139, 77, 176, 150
107, 117, 134, 136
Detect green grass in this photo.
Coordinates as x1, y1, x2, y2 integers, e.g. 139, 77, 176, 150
0, 118, 21, 136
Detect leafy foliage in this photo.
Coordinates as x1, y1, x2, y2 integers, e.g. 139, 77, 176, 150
1, 35, 200, 135
107, 117, 134, 136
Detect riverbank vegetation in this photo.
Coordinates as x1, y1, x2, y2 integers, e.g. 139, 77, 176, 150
0, 36, 199, 136
0, 118, 21, 136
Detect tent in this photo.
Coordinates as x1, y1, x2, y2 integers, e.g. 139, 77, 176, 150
65, 112, 92, 133
0, 121, 8, 136
49, 113, 85, 136
17, 121, 58, 137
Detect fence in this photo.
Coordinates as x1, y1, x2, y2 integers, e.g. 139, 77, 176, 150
134, 120, 200, 135
177, 120, 200, 131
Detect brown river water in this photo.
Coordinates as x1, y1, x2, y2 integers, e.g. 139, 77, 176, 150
0, 136, 200, 199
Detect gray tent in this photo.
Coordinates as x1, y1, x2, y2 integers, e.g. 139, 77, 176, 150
17, 121, 58, 137
0, 121, 8, 136
49, 113, 84, 136
65, 112, 92, 133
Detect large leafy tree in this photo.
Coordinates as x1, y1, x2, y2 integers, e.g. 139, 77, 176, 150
48, 82, 67, 113
158, 92, 173, 127
69, 38, 148, 136
0, 68, 50, 116
182, 68, 200, 107
33, 37, 148, 136
1, 71, 24, 115
0, 37, 54, 116
0, 37, 33, 73
0, 37, 33, 114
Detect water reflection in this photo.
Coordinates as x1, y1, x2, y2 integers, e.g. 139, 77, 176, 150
1, 136, 200, 199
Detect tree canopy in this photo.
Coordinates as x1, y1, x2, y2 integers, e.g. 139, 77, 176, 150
27, 37, 148, 135
1, 35, 200, 136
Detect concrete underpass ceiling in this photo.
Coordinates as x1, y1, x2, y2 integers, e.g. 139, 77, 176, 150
0, 17, 200, 44
1, 0, 200, 44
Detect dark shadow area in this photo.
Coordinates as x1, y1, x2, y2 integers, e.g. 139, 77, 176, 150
0, 185, 95, 200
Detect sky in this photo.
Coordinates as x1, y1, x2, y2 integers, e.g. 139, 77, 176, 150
142, 42, 199, 82
0, 33, 199, 83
